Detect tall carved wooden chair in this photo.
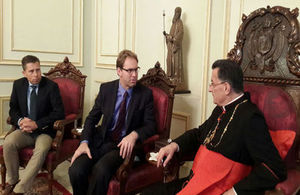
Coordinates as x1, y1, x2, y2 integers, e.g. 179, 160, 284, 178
228, 6, 300, 195
0, 57, 86, 194
107, 62, 176, 195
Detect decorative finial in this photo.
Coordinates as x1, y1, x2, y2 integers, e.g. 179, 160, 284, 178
63, 57, 69, 64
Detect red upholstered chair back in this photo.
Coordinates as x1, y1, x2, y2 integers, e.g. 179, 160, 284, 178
44, 57, 86, 126
228, 6, 300, 194
244, 84, 298, 133
244, 84, 299, 165
138, 62, 176, 139
148, 86, 169, 136
53, 78, 81, 118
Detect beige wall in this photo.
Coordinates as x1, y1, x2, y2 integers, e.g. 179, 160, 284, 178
0, 0, 299, 138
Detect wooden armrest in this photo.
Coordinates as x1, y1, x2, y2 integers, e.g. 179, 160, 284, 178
52, 119, 77, 150
7, 116, 12, 125
115, 146, 136, 181
265, 188, 284, 195
5, 116, 16, 137
71, 129, 82, 138
114, 138, 154, 181
155, 139, 169, 151
53, 119, 76, 129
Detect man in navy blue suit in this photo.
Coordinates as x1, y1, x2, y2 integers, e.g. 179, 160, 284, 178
69, 50, 156, 195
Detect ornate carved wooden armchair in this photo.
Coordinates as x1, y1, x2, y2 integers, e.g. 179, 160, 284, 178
0, 57, 86, 194
228, 6, 300, 195
107, 62, 176, 195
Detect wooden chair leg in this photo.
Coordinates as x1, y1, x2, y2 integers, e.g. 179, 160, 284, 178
0, 160, 6, 190
48, 172, 53, 195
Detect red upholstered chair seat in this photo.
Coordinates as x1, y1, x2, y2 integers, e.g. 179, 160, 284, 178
108, 162, 164, 194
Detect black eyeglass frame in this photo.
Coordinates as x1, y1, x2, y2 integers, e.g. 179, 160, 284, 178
121, 67, 140, 74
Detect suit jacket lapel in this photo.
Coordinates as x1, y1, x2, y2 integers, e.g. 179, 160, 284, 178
126, 85, 139, 130
36, 77, 46, 118
21, 79, 29, 116
105, 80, 119, 130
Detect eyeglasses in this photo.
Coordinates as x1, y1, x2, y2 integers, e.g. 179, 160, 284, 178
209, 81, 225, 88
121, 67, 140, 74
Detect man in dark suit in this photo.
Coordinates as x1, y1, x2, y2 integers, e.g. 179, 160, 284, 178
3, 55, 65, 195
69, 49, 156, 195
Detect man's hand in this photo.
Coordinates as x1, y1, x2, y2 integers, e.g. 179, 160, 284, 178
71, 142, 92, 165
156, 142, 178, 167
118, 131, 138, 159
223, 188, 236, 195
19, 117, 38, 133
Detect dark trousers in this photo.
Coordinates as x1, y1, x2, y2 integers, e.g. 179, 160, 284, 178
68, 141, 124, 195
141, 176, 188, 195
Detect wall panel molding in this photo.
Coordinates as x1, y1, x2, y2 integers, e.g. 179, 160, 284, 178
0, 78, 16, 82
200, 0, 212, 123
95, 0, 136, 69
0, 96, 10, 138
0, 0, 83, 66
170, 111, 190, 139
95, 80, 106, 84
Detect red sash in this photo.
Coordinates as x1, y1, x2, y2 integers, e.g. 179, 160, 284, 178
177, 146, 251, 195
177, 130, 295, 195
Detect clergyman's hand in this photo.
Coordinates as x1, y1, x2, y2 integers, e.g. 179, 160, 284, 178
118, 131, 138, 159
71, 142, 92, 165
156, 142, 178, 168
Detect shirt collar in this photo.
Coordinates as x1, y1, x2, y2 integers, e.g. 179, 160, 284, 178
222, 93, 244, 111
28, 81, 39, 88
118, 82, 133, 97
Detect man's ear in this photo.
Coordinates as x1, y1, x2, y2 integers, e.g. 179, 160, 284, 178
117, 67, 122, 77
22, 70, 25, 77
224, 82, 231, 95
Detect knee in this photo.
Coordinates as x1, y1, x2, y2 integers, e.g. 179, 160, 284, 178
3, 134, 17, 150
35, 135, 52, 152
69, 163, 87, 181
91, 165, 112, 180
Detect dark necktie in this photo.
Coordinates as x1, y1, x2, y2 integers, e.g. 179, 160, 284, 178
111, 91, 128, 142
29, 85, 37, 121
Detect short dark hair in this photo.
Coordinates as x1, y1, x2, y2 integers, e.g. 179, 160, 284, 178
212, 59, 244, 93
21, 55, 40, 70
116, 50, 138, 69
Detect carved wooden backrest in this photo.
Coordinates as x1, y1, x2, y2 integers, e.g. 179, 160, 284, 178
138, 62, 176, 139
228, 6, 300, 164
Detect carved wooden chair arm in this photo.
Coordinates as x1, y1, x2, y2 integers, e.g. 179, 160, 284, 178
52, 119, 78, 159
5, 116, 16, 138
265, 188, 285, 195
115, 137, 158, 182
115, 144, 139, 181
